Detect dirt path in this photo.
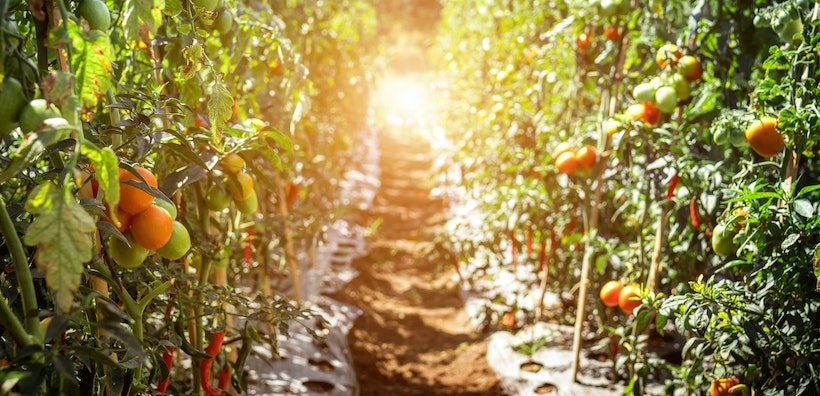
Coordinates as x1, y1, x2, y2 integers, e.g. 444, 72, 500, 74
331, 130, 504, 396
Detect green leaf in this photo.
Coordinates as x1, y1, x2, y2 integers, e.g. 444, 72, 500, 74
655, 313, 668, 336
781, 233, 800, 250
208, 79, 233, 143
82, 143, 120, 209
263, 128, 294, 154
163, 0, 182, 17
68, 21, 114, 109
797, 184, 820, 197
23, 182, 96, 313
636, 309, 652, 332
122, 0, 164, 44
793, 199, 814, 218
0, 122, 75, 184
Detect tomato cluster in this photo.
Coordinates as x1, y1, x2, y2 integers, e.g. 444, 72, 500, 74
206, 153, 258, 214
552, 142, 598, 175
100, 166, 191, 267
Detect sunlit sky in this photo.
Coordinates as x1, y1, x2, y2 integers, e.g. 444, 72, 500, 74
372, 74, 430, 127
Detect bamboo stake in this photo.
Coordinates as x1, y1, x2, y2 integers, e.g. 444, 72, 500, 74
570, 29, 628, 383
273, 172, 300, 303
535, 237, 551, 322
646, 206, 669, 292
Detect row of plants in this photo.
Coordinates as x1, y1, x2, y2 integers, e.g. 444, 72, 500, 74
0, 0, 377, 394
432, 0, 819, 394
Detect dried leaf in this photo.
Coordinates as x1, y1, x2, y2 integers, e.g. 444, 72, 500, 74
24, 182, 96, 313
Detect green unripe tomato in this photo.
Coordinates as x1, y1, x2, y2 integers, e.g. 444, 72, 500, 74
713, 128, 729, 145
0, 77, 26, 135
753, 14, 769, 28
236, 189, 258, 214
777, 18, 802, 44
206, 185, 231, 212
108, 234, 151, 268
214, 9, 233, 34
157, 221, 191, 260
76, 0, 111, 31
633, 82, 657, 104
154, 197, 178, 219
19, 99, 61, 133
192, 0, 219, 12
711, 222, 738, 257
599, 0, 618, 17
728, 128, 746, 147
669, 74, 691, 101
654, 86, 678, 113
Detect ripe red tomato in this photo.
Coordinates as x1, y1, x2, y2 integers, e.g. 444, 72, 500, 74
577, 33, 590, 51
604, 26, 619, 41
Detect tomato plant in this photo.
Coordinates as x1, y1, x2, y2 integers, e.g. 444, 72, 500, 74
0, 0, 379, 393
433, 0, 820, 393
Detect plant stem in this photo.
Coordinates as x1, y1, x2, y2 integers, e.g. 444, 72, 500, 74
647, 203, 669, 292
0, 290, 32, 346
0, 199, 43, 344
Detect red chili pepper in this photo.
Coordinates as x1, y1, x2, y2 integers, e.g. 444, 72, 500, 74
217, 366, 231, 391
608, 334, 619, 358
690, 198, 701, 231
286, 183, 299, 208
244, 229, 253, 266
158, 304, 175, 395
157, 346, 175, 395
666, 174, 679, 201
200, 331, 226, 395
536, 240, 547, 273
525, 230, 533, 256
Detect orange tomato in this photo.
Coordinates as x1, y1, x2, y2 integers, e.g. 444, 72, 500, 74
678, 55, 703, 81
655, 43, 682, 69
732, 207, 748, 230
709, 377, 740, 396
625, 103, 660, 126
221, 153, 245, 174
604, 26, 619, 41
575, 145, 597, 169
577, 33, 590, 51
102, 205, 133, 233
552, 142, 574, 160
604, 119, 621, 136
119, 167, 158, 215
599, 280, 623, 307
270, 59, 283, 76
744, 116, 784, 158
555, 151, 579, 175
228, 172, 254, 202
618, 284, 642, 314
130, 205, 173, 250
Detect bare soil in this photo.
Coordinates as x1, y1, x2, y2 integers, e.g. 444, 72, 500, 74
331, 130, 505, 396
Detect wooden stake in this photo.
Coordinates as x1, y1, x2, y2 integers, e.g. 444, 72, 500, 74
647, 205, 669, 292
570, 29, 628, 382
273, 172, 300, 303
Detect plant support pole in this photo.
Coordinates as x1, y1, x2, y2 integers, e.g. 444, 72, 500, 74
0, 199, 42, 344
570, 30, 628, 382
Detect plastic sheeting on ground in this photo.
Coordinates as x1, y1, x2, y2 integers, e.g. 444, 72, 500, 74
245, 127, 380, 396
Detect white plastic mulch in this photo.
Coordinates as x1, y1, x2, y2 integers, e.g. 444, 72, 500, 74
244, 127, 380, 396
